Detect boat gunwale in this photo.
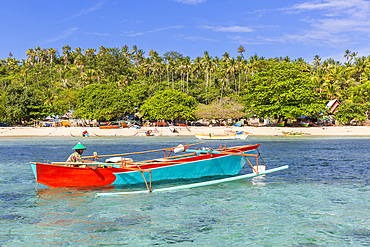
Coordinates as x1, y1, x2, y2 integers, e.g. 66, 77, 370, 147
30, 144, 260, 188
31, 144, 260, 170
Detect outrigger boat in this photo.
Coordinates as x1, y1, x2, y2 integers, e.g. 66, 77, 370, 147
30, 143, 288, 194
282, 131, 304, 136
194, 131, 249, 140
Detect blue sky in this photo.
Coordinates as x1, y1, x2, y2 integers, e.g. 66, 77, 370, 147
1, 0, 370, 63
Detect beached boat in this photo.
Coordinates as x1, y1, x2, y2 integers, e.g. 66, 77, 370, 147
134, 128, 162, 136
177, 123, 191, 131
99, 121, 127, 129
299, 122, 309, 127
282, 131, 304, 136
99, 125, 120, 129
61, 120, 71, 127
70, 130, 91, 137
194, 131, 249, 140
30, 143, 287, 192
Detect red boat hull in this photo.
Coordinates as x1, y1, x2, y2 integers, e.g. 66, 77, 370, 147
33, 163, 122, 187
31, 144, 260, 188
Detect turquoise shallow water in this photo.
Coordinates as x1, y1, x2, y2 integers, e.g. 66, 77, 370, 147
0, 136, 369, 246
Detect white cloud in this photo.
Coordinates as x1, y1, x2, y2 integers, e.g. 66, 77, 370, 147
43, 27, 78, 44
125, 32, 144, 37
174, 34, 216, 42
281, 0, 370, 46
86, 32, 109, 36
173, 0, 206, 4
124, 25, 184, 37
149, 25, 184, 33
287, 0, 369, 17
70, 2, 104, 19
200, 25, 253, 33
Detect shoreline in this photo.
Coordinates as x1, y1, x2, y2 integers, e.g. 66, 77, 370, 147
0, 126, 369, 137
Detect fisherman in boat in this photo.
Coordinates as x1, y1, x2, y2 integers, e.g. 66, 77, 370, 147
66, 142, 97, 169
67, 142, 86, 163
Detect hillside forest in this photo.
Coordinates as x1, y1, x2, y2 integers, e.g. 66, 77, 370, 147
0, 45, 369, 126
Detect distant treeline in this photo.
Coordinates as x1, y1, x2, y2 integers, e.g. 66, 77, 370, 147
0, 45, 369, 125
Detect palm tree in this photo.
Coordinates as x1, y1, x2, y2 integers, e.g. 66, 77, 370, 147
311, 71, 324, 96
131, 45, 138, 69
322, 80, 340, 100
354, 56, 369, 84
313, 55, 321, 73
167, 58, 175, 89
20, 60, 30, 86
35, 46, 41, 64
202, 51, 212, 104
84, 48, 96, 63
248, 55, 259, 77
227, 58, 237, 94
241, 59, 249, 90
150, 50, 163, 85
47, 48, 57, 89
26, 49, 35, 67
344, 49, 351, 63
193, 56, 202, 84
56, 64, 65, 87
340, 68, 356, 91
157, 57, 164, 84
62, 45, 72, 66
209, 56, 219, 88
237, 45, 245, 59
236, 55, 244, 93
82, 68, 98, 85
183, 56, 191, 94
39, 48, 48, 65
122, 45, 131, 59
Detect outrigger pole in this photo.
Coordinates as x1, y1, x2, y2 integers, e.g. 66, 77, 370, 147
82, 142, 206, 159
95, 165, 289, 197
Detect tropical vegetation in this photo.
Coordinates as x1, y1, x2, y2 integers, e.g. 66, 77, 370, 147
0, 45, 369, 125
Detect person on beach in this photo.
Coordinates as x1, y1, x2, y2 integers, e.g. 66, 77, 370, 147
67, 142, 86, 163
82, 130, 89, 137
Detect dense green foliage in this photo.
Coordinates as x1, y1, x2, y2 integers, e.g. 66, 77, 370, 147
0, 46, 369, 125
4, 85, 47, 123
242, 60, 324, 121
335, 102, 370, 125
140, 90, 197, 120
75, 84, 133, 121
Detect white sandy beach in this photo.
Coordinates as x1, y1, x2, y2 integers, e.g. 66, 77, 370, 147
0, 125, 369, 137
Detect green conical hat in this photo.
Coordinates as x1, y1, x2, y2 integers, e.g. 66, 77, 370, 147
72, 142, 86, 150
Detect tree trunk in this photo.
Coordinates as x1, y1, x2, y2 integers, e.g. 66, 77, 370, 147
206, 73, 208, 105
172, 70, 174, 89
49, 65, 52, 89
186, 70, 189, 94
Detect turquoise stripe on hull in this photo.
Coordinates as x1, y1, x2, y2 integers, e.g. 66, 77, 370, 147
112, 155, 247, 186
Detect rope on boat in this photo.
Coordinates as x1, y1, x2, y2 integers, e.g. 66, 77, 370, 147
256, 147, 268, 169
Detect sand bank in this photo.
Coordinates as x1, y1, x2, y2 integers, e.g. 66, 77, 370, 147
0, 126, 369, 137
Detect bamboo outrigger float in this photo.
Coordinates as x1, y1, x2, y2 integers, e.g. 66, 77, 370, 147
30, 143, 288, 194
